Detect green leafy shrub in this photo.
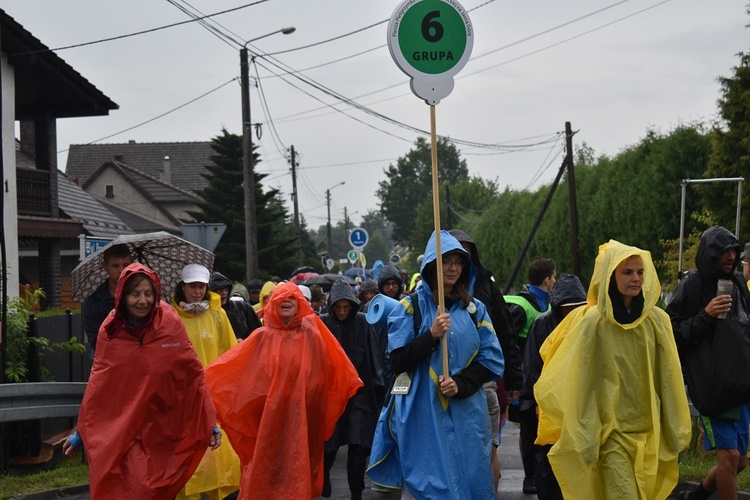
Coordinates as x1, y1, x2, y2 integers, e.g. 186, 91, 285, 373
4, 288, 85, 382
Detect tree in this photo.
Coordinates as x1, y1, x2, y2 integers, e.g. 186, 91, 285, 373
360, 210, 395, 264
186, 129, 249, 280
703, 23, 750, 237
187, 129, 304, 281
410, 176, 499, 255
468, 125, 712, 291
377, 137, 469, 244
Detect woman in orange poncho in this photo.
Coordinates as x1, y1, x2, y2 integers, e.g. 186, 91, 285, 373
205, 282, 363, 499
64, 263, 218, 499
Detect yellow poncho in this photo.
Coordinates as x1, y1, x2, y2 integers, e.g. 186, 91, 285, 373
535, 240, 691, 500
174, 291, 240, 500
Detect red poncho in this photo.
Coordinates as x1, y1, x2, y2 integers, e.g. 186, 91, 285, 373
78, 263, 216, 499
205, 282, 362, 499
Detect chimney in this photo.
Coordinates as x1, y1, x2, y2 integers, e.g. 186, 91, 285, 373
162, 156, 171, 184
114, 155, 124, 162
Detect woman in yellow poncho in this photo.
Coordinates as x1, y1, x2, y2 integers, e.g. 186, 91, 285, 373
535, 240, 691, 499
173, 264, 241, 500
253, 280, 277, 321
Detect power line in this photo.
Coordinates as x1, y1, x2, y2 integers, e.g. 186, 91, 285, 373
57, 78, 237, 152
36, 0, 269, 54
265, 19, 389, 56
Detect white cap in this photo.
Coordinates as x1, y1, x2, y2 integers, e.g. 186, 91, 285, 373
181, 264, 210, 284
298, 285, 312, 302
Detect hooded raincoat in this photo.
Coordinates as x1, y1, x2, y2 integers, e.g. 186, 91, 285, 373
173, 290, 240, 499
449, 228, 521, 390
535, 240, 691, 500
252, 280, 277, 319
320, 278, 380, 450
665, 225, 750, 417
367, 231, 505, 499
204, 282, 363, 499
78, 263, 216, 499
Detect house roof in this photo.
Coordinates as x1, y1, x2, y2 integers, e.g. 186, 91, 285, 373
1, 9, 118, 119
99, 202, 177, 234
66, 141, 215, 194
84, 160, 202, 203
57, 170, 134, 239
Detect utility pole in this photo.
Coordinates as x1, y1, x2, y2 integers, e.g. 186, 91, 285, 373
326, 189, 333, 259
238, 28, 296, 282
290, 145, 303, 266
565, 122, 581, 276
240, 48, 259, 282
325, 182, 345, 260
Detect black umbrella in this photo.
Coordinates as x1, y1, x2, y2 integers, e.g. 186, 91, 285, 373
302, 273, 356, 292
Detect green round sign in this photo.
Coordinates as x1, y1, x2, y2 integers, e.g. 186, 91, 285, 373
388, 0, 473, 103
388, 0, 474, 81
398, 0, 467, 75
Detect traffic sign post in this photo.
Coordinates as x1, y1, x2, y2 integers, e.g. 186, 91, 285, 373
388, 0, 473, 377
349, 227, 369, 249
347, 250, 359, 264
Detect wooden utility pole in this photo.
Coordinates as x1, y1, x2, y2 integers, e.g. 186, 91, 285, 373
240, 48, 259, 281
565, 122, 581, 276
289, 145, 303, 266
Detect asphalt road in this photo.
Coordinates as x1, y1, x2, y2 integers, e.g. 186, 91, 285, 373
16, 423, 530, 500
316, 422, 530, 499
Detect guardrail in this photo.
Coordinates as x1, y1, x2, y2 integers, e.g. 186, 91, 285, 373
0, 382, 86, 423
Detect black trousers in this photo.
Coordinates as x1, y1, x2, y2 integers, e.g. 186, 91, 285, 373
518, 406, 538, 479
534, 444, 563, 500
324, 444, 368, 494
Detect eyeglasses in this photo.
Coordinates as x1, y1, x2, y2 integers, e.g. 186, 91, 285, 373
382, 281, 400, 288
442, 259, 464, 269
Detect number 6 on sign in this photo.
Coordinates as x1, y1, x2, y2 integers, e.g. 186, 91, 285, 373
388, 0, 473, 104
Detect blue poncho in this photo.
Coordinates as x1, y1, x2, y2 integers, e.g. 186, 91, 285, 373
367, 231, 504, 499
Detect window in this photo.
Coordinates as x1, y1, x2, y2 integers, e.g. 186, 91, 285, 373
105, 185, 115, 198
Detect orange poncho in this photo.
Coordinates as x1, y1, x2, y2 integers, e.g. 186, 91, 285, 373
78, 263, 216, 499
205, 282, 362, 499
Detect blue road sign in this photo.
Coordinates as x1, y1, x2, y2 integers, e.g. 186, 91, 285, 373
349, 227, 369, 249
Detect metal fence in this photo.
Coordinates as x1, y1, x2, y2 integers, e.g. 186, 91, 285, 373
1, 311, 90, 472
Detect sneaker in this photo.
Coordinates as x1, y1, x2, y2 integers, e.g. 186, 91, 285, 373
522, 477, 537, 495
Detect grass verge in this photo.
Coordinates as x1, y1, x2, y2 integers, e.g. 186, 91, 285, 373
0, 457, 88, 500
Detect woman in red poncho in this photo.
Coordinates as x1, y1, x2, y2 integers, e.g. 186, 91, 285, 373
205, 281, 363, 499
63, 263, 219, 499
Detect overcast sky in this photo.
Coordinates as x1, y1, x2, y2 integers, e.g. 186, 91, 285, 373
5, 0, 747, 232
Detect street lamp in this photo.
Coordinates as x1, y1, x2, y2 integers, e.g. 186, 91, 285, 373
326, 181, 346, 259
240, 27, 295, 282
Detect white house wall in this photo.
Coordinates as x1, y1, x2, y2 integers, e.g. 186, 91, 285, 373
86, 168, 179, 231
1, 35, 20, 299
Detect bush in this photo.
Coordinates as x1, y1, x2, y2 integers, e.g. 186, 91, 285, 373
4, 288, 85, 383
